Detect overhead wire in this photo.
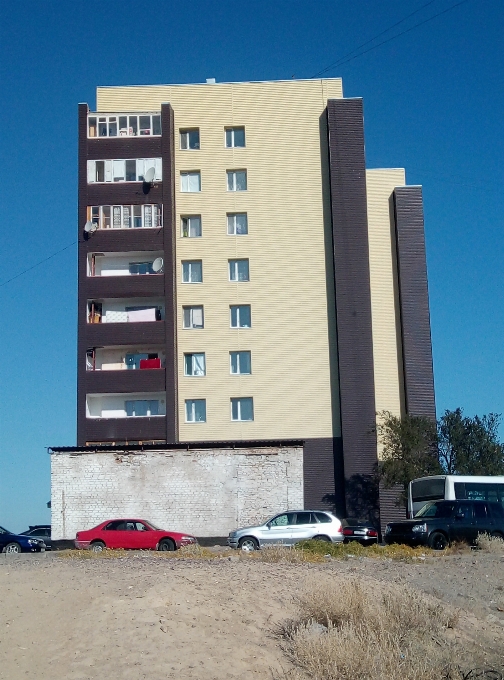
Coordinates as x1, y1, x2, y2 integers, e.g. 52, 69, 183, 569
311, 0, 473, 77
0, 241, 77, 288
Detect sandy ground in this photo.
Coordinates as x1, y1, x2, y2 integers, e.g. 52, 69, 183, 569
1, 550, 504, 679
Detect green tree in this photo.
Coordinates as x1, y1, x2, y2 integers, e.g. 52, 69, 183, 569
377, 411, 441, 506
438, 408, 504, 475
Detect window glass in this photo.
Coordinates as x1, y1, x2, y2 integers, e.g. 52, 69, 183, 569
181, 171, 201, 192
227, 213, 248, 235
411, 478, 446, 502
226, 127, 245, 148
181, 216, 202, 238
270, 514, 289, 527
125, 159, 137, 181
230, 305, 251, 328
315, 512, 332, 524
489, 503, 504, 518
139, 116, 151, 135
456, 502, 473, 519
227, 170, 247, 191
230, 351, 251, 375
182, 261, 203, 283
473, 503, 488, 519
135, 522, 150, 531
183, 306, 204, 329
152, 116, 161, 136
108, 118, 117, 137
229, 259, 249, 282
231, 397, 254, 421
129, 116, 138, 136
295, 512, 313, 525
185, 399, 206, 423
129, 261, 154, 275
105, 521, 124, 530
184, 353, 206, 376
180, 129, 200, 150
415, 502, 455, 518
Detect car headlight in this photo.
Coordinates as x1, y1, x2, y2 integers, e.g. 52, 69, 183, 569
229, 532, 237, 538
412, 523, 427, 533
27, 539, 40, 545
384, 525, 391, 534
181, 536, 196, 542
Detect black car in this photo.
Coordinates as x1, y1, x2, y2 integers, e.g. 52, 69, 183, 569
20, 525, 52, 550
0, 526, 46, 553
342, 518, 379, 545
384, 499, 504, 550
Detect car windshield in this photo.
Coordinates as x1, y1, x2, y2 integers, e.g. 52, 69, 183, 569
0, 526, 10, 534
415, 502, 455, 519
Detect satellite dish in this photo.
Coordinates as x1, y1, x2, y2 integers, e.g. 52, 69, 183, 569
152, 257, 164, 273
84, 220, 97, 234
144, 167, 156, 183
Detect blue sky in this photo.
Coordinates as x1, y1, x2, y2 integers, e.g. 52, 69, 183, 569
0, 0, 502, 531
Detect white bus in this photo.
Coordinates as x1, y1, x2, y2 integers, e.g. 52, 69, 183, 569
408, 475, 504, 518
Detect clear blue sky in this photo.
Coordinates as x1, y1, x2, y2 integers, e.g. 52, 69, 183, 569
1, 1, 502, 532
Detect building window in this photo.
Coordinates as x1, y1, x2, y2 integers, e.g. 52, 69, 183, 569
184, 353, 206, 376
227, 213, 248, 235
186, 399, 206, 423
225, 127, 245, 148
88, 114, 161, 138
230, 305, 251, 328
231, 397, 254, 421
183, 306, 204, 329
229, 259, 249, 282
227, 170, 247, 191
181, 215, 202, 238
88, 204, 162, 230
87, 159, 162, 183
180, 129, 200, 150
129, 261, 155, 275
125, 400, 159, 417
180, 171, 201, 192
182, 261, 203, 283
230, 351, 251, 375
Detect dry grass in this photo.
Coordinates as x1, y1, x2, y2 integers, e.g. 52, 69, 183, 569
242, 545, 325, 564
275, 577, 464, 680
476, 533, 504, 554
295, 539, 435, 561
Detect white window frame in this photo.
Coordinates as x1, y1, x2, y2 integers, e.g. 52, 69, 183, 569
229, 259, 250, 282
227, 170, 247, 192
88, 113, 162, 138
185, 399, 206, 423
230, 351, 251, 375
124, 399, 160, 417
225, 127, 246, 148
231, 397, 254, 421
227, 213, 248, 235
180, 171, 201, 192
87, 159, 162, 183
182, 306, 204, 329
184, 353, 206, 377
180, 129, 200, 150
87, 205, 162, 230
182, 260, 203, 283
181, 215, 202, 238
230, 305, 251, 328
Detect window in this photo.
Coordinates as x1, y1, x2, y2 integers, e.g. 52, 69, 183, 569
88, 114, 161, 138
182, 261, 203, 283
231, 397, 254, 421
230, 305, 251, 328
87, 159, 162, 183
230, 351, 251, 375
227, 170, 247, 191
314, 512, 332, 524
125, 400, 159, 417
227, 213, 248, 235
270, 513, 295, 527
229, 259, 249, 282
186, 399, 206, 423
295, 512, 314, 525
129, 261, 154, 275
225, 127, 245, 148
180, 171, 201, 192
184, 353, 206, 376
180, 129, 200, 149
89, 204, 162, 230
181, 216, 202, 238
183, 306, 204, 329
473, 503, 488, 520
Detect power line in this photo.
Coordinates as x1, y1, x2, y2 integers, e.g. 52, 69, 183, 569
0, 241, 77, 288
311, 0, 472, 77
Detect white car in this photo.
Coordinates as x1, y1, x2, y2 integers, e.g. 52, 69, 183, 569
227, 510, 344, 551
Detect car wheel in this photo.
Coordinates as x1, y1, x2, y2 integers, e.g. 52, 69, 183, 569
90, 541, 106, 552
4, 542, 21, 554
312, 535, 331, 542
238, 537, 259, 552
158, 538, 175, 552
428, 531, 448, 551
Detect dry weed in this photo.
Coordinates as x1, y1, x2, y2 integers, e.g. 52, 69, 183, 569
476, 533, 504, 554
242, 545, 324, 564
296, 539, 434, 561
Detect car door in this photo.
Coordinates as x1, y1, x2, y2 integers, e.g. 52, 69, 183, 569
134, 521, 157, 549
290, 512, 318, 544
473, 503, 492, 536
103, 520, 130, 548
262, 513, 295, 545
449, 502, 476, 542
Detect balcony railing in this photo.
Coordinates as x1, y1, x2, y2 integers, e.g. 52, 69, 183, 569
88, 300, 164, 324
86, 347, 165, 371
87, 205, 162, 230
86, 392, 166, 418
87, 251, 164, 277
88, 113, 161, 138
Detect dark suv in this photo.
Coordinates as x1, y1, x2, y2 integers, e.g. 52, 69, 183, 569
384, 500, 504, 550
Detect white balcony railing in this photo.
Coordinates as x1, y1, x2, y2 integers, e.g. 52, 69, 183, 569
88, 113, 161, 138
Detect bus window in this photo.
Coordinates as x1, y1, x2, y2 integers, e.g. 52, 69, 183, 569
455, 482, 504, 504
411, 478, 446, 503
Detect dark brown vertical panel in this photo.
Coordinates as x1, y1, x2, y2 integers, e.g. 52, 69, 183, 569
303, 439, 345, 516
161, 103, 177, 442
326, 99, 378, 516
394, 187, 436, 419
77, 104, 89, 446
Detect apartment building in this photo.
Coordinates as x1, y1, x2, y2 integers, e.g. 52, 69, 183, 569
76, 78, 435, 520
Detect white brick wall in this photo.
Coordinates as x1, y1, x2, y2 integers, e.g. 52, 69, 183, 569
50, 446, 303, 540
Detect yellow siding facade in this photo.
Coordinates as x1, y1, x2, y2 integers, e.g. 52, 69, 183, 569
366, 169, 406, 449
96, 79, 343, 441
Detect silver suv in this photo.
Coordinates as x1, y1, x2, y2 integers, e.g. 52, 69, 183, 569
228, 510, 344, 551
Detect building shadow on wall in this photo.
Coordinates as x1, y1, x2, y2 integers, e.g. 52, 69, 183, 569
323, 472, 380, 528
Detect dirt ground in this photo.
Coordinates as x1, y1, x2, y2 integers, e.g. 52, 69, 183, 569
1, 550, 504, 680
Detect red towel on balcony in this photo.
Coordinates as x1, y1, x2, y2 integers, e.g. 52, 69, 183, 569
139, 358, 161, 369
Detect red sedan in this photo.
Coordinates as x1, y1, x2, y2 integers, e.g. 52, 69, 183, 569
74, 519, 197, 552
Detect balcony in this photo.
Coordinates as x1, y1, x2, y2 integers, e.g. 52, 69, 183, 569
87, 204, 162, 231
86, 346, 165, 371
87, 251, 164, 277
87, 298, 164, 324
88, 113, 161, 138
86, 392, 166, 419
